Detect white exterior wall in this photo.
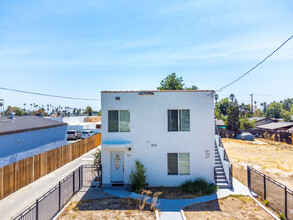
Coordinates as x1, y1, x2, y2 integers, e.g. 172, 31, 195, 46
101, 91, 215, 187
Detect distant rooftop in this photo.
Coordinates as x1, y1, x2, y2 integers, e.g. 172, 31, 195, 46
0, 116, 67, 136
256, 122, 293, 130
249, 117, 279, 122
101, 90, 214, 93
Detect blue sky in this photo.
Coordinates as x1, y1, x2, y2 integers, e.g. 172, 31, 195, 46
0, 0, 292, 111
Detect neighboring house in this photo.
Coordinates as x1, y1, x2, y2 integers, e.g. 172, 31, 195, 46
101, 90, 232, 187
50, 116, 99, 132
215, 119, 225, 129
0, 115, 67, 167
249, 117, 278, 127
256, 121, 293, 132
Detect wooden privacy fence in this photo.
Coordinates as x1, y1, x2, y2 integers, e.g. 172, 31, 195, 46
0, 133, 101, 200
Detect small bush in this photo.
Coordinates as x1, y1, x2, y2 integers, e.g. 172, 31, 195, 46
264, 200, 269, 206
279, 213, 285, 220
179, 178, 217, 196
93, 149, 101, 167
129, 160, 147, 193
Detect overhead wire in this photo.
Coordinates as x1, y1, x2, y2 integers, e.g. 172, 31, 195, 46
216, 34, 293, 93
0, 86, 99, 101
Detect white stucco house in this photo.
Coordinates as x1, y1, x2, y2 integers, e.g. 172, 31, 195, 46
101, 90, 232, 188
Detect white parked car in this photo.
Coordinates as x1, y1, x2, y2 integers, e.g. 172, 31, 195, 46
81, 131, 91, 139
67, 130, 82, 140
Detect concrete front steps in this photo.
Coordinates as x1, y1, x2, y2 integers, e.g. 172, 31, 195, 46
214, 146, 232, 189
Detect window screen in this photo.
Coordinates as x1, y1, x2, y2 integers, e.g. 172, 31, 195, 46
168, 153, 178, 175
179, 153, 190, 175
179, 110, 190, 131
108, 110, 118, 132
120, 110, 130, 132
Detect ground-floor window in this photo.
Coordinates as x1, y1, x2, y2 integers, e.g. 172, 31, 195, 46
167, 153, 190, 175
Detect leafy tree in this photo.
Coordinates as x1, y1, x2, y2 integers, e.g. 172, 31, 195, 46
185, 85, 198, 90
226, 100, 240, 135
84, 106, 93, 116
282, 98, 293, 111
265, 102, 283, 118
239, 103, 252, 117
215, 98, 231, 117
129, 160, 147, 193
281, 110, 292, 122
240, 115, 255, 130
157, 73, 184, 90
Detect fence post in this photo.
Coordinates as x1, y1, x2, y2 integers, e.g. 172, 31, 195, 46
36, 199, 39, 220
73, 171, 75, 194
263, 175, 267, 200
79, 166, 81, 190
247, 166, 251, 191
285, 186, 288, 219
59, 181, 61, 211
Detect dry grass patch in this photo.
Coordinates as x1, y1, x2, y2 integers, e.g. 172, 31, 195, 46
184, 195, 273, 220
222, 138, 293, 190
58, 198, 155, 220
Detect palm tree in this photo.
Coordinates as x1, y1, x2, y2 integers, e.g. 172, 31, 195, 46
229, 94, 235, 102
214, 94, 219, 103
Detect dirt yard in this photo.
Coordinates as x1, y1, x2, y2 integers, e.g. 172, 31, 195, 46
222, 138, 293, 190
58, 198, 156, 220
184, 195, 273, 220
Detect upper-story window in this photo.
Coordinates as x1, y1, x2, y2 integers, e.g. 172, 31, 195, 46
108, 110, 130, 132
168, 109, 190, 132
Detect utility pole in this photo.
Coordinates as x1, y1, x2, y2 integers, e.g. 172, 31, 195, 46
250, 94, 253, 114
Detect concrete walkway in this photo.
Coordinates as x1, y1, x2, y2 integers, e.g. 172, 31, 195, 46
104, 178, 251, 220
0, 147, 98, 220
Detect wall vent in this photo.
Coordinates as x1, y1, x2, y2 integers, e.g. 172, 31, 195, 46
115, 97, 120, 100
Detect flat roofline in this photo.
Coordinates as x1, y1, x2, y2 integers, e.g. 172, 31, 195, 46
0, 123, 67, 136
101, 90, 214, 93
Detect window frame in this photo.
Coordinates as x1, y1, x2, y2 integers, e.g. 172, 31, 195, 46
168, 109, 190, 132
108, 110, 130, 133
167, 152, 190, 176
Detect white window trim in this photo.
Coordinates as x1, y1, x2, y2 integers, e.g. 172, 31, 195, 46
167, 152, 190, 176
168, 109, 190, 132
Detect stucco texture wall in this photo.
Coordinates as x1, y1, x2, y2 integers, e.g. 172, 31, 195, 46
101, 91, 215, 187
0, 125, 67, 167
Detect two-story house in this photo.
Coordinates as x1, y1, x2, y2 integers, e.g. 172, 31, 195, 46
101, 90, 232, 188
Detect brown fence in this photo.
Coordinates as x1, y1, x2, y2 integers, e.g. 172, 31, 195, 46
0, 133, 101, 200
218, 128, 293, 145
244, 129, 292, 145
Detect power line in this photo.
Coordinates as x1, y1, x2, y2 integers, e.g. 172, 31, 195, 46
0, 86, 99, 101
216, 34, 293, 93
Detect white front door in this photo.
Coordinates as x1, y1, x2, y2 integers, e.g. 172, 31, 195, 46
111, 151, 124, 182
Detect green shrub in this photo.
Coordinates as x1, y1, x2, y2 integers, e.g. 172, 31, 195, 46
279, 213, 285, 220
179, 178, 217, 196
93, 149, 101, 167
129, 160, 147, 193
264, 200, 269, 206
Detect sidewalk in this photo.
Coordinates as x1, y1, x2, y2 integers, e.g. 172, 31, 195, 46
104, 178, 251, 220
0, 147, 98, 220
